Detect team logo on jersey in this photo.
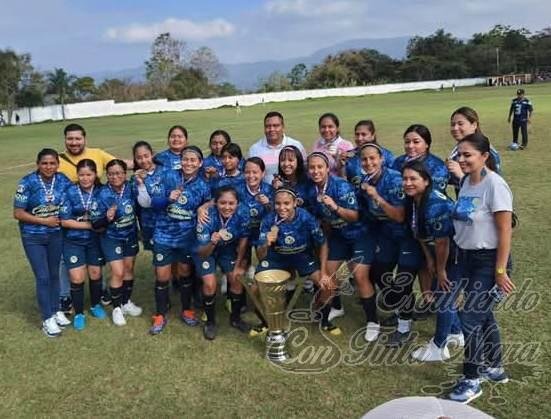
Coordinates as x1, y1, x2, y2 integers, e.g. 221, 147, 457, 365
124, 205, 133, 214
284, 235, 295, 245
70, 256, 78, 264
202, 261, 210, 270
348, 196, 356, 205
178, 194, 188, 205
16, 184, 25, 194
250, 208, 258, 217
196, 224, 204, 233
156, 253, 164, 262
438, 182, 447, 191
91, 202, 98, 210
397, 191, 405, 199
433, 221, 442, 231
296, 197, 304, 206
115, 246, 122, 255
261, 260, 269, 268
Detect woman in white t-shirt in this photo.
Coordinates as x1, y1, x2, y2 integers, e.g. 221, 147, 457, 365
448, 132, 515, 404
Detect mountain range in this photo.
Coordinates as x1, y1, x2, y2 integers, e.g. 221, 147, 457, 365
88, 36, 410, 91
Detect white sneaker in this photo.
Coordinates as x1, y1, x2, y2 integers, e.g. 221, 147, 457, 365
447, 333, 465, 348
411, 338, 450, 362
303, 279, 314, 294
42, 316, 62, 337
246, 266, 256, 280
220, 275, 228, 295
55, 311, 71, 328
122, 300, 143, 317
328, 307, 345, 322
364, 322, 380, 342
112, 307, 127, 326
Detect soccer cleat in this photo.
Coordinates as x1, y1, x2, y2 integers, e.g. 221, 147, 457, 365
59, 296, 73, 315
112, 307, 126, 326
181, 310, 199, 327
480, 367, 509, 384
230, 318, 251, 333
447, 333, 465, 348
55, 311, 71, 328
448, 378, 482, 404
149, 314, 168, 335
89, 304, 107, 319
364, 322, 380, 342
42, 316, 62, 337
73, 313, 86, 331
249, 324, 268, 338
328, 307, 345, 322
122, 300, 143, 317
321, 322, 342, 336
386, 330, 412, 347
411, 338, 451, 362
203, 322, 217, 340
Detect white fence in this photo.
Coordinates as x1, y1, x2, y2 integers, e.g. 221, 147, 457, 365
1, 78, 486, 126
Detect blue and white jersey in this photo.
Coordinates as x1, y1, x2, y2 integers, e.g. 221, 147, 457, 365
448, 145, 502, 183
235, 180, 274, 235
60, 184, 101, 241
510, 97, 533, 122
345, 146, 395, 188
393, 153, 449, 194
274, 176, 310, 207
305, 175, 365, 240
358, 167, 405, 238
14, 172, 72, 235
257, 207, 325, 254
201, 155, 246, 179
409, 190, 454, 243
90, 182, 137, 240
210, 171, 244, 195
196, 205, 250, 248
131, 165, 166, 232
155, 149, 181, 171
152, 171, 211, 247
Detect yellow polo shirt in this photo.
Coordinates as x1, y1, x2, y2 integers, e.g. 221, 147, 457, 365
58, 148, 116, 182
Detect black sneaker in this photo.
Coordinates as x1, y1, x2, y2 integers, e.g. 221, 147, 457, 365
203, 322, 217, 340
230, 318, 251, 333
519, 145, 526, 150
60, 296, 73, 315
385, 330, 412, 347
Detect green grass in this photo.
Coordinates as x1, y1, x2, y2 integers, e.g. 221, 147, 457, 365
0, 84, 550, 418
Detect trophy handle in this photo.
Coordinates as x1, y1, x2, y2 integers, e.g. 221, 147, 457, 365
285, 281, 303, 314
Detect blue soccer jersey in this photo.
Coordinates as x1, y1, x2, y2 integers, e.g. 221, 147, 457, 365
210, 171, 244, 195
257, 207, 325, 254
345, 146, 395, 188
90, 182, 137, 240
14, 172, 72, 235
131, 165, 166, 233
152, 171, 211, 247
393, 153, 449, 194
305, 175, 365, 240
155, 149, 182, 171
409, 190, 454, 243
235, 180, 274, 236
196, 204, 250, 248
59, 183, 101, 241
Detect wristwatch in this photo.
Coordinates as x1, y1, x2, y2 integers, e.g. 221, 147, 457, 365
496, 267, 506, 275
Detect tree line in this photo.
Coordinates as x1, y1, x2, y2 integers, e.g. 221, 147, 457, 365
2, 25, 551, 124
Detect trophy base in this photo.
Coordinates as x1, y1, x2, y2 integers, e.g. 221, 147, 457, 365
266, 332, 290, 363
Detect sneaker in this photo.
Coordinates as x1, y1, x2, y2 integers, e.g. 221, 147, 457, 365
480, 367, 509, 384
101, 290, 111, 306
411, 338, 451, 362
447, 333, 465, 348
55, 311, 71, 328
230, 318, 251, 333
73, 313, 86, 331
203, 322, 217, 340
220, 275, 228, 295
59, 296, 73, 315
181, 310, 199, 327
386, 330, 412, 347
149, 314, 167, 335
249, 324, 268, 338
328, 307, 345, 322
448, 378, 482, 404
89, 304, 107, 319
321, 322, 342, 336
364, 322, 380, 342
112, 307, 126, 326
42, 316, 62, 337
122, 300, 143, 317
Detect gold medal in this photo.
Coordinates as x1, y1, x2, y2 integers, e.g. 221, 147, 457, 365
270, 225, 279, 236
219, 228, 232, 241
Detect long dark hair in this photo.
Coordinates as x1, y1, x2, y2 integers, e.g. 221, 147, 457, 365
458, 132, 497, 172
132, 140, 154, 171
278, 145, 306, 183
403, 160, 433, 240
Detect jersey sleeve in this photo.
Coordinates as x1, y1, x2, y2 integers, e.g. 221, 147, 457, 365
13, 179, 30, 209
426, 198, 454, 238
336, 181, 359, 210
256, 215, 273, 247
385, 176, 405, 207
196, 216, 214, 246
489, 176, 513, 213
59, 191, 74, 220
306, 212, 325, 246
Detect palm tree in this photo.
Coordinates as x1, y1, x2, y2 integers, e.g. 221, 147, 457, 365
47, 68, 76, 120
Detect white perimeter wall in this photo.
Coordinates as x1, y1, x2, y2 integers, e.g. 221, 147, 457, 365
1, 78, 485, 126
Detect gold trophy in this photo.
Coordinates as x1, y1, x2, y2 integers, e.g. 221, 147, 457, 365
241, 269, 299, 363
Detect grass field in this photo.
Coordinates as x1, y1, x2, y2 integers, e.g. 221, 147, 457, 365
0, 84, 550, 418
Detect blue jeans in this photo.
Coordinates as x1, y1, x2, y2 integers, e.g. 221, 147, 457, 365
21, 232, 62, 320
456, 248, 507, 379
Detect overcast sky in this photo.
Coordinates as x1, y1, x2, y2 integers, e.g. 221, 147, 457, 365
1, 0, 549, 74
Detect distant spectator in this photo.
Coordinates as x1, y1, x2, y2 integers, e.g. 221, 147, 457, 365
507, 88, 533, 149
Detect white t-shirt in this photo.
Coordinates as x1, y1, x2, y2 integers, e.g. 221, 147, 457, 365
453, 171, 513, 250
248, 135, 306, 183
